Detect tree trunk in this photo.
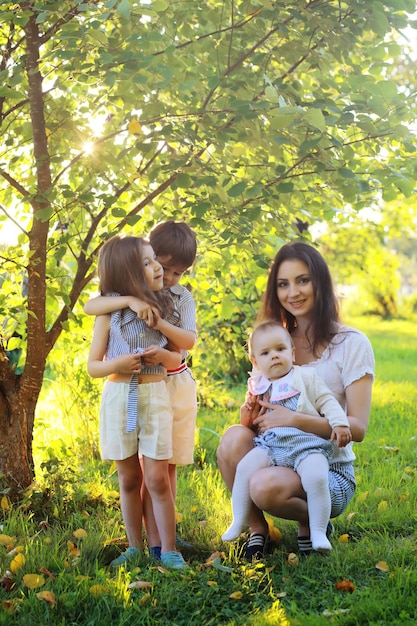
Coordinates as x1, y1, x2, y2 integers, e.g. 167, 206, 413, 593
0, 381, 41, 500
0, 333, 45, 499
0, 7, 51, 500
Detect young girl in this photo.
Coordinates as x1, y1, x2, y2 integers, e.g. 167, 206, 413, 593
87, 235, 189, 570
84, 221, 198, 559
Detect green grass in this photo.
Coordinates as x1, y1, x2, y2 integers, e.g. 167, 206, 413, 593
1, 316, 417, 625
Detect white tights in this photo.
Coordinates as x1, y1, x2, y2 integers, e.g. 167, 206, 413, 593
222, 447, 332, 551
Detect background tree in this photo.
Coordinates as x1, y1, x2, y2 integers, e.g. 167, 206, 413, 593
0, 0, 416, 496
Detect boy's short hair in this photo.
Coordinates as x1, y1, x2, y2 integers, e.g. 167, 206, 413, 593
149, 220, 197, 268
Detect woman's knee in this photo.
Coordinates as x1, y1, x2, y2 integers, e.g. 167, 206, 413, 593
249, 470, 275, 509
217, 424, 254, 466
249, 467, 300, 511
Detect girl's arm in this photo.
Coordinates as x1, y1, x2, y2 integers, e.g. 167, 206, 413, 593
154, 316, 196, 351
84, 295, 157, 326
87, 315, 143, 378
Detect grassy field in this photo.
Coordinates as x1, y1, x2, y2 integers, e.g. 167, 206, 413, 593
1, 316, 416, 625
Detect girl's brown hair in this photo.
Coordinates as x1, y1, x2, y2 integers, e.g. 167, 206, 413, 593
258, 242, 340, 356
98, 235, 175, 317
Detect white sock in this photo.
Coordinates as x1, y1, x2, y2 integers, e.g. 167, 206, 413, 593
222, 447, 270, 542
297, 453, 332, 552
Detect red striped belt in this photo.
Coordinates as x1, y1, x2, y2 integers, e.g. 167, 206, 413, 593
167, 360, 187, 376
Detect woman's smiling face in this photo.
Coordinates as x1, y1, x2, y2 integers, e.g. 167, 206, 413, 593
276, 259, 315, 319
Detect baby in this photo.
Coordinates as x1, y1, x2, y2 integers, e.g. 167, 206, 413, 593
222, 321, 351, 552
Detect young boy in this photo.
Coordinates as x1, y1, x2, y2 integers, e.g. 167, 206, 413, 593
84, 221, 198, 560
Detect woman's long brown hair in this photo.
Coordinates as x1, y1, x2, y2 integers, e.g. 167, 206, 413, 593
258, 242, 340, 356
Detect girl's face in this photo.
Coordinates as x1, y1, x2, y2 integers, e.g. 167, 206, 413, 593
142, 243, 164, 291
276, 259, 315, 319
251, 326, 295, 380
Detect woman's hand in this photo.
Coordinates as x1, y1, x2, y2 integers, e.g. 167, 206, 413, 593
253, 402, 297, 433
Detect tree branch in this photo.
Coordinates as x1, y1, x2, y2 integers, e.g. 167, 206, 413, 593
0, 204, 29, 238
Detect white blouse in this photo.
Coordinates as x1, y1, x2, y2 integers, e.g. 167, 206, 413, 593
299, 325, 375, 464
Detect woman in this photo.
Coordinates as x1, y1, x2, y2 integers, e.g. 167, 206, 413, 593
217, 242, 375, 558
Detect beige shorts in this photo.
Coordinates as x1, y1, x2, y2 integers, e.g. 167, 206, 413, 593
166, 368, 197, 465
99, 380, 173, 461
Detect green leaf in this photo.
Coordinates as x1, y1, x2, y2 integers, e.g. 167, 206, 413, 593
394, 177, 414, 197
265, 85, 279, 102
191, 201, 211, 218
276, 182, 294, 193
303, 109, 326, 132
246, 184, 263, 198
117, 0, 131, 20
152, 0, 169, 10
35, 208, 54, 222
227, 182, 247, 197
270, 105, 299, 127
35, 12, 50, 24
173, 173, 191, 189
0, 88, 25, 100
87, 30, 109, 46
207, 76, 220, 90
338, 168, 356, 179
211, 557, 234, 573
111, 207, 127, 217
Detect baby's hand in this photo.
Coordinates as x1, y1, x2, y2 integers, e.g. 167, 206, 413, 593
331, 425, 352, 448
240, 393, 261, 429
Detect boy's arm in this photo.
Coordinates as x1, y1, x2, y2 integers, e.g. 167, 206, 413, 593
84, 295, 157, 326
142, 345, 182, 370
154, 317, 196, 351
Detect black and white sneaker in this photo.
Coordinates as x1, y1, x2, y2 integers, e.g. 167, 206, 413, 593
244, 533, 270, 560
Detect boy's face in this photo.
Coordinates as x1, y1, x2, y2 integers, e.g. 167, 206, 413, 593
250, 326, 295, 381
157, 255, 189, 288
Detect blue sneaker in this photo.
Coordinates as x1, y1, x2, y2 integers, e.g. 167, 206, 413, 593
161, 550, 189, 570
110, 546, 141, 569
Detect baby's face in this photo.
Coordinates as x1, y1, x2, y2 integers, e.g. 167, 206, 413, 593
251, 326, 294, 380
157, 255, 189, 288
